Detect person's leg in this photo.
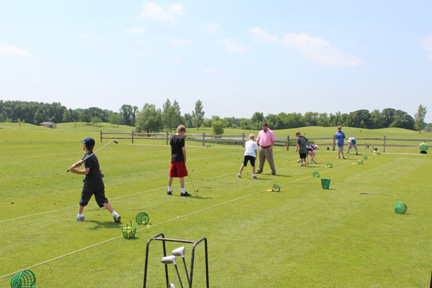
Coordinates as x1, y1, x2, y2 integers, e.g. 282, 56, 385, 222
103, 202, 114, 213
310, 152, 315, 163
179, 177, 185, 189
341, 146, 345, 158
337, 146, 341, 158
78, 205, 84, 214
355, 144, 358, 154
238, 165, 244, 175
266, 149, 276, 174
257, 148, 265, 173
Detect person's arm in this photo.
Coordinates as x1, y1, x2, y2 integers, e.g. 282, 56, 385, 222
69, 166, 90, 175
182, 147, 186, 163
269, 131, 276, 152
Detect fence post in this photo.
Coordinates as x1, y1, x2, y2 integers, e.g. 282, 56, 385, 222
100, 131, 103, 143
132, 131, 134, 144
242, 133, 245, 148
286, 135, 290, 151
333, 135, 336, 151
202, 133, 206, 147
383, 136, 386, 153
166, 132, 169, 145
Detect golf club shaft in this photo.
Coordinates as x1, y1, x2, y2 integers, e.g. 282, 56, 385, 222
182, 257, 190, 284
174, 265, 184, 288
67, 139, 118, 172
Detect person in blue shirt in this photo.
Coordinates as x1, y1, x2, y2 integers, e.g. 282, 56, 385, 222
335, 126, 346, 159
347, 137, 358, 155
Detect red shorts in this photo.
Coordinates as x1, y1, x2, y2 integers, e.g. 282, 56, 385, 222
169, 161, 188, 178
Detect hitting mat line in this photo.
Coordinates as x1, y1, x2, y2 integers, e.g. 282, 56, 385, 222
0, 172, 236, 224
0, 163, 350, 280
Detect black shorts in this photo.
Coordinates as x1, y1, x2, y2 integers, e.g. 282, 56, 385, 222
79, 181, 108, 208
299, 152, 307, 159
243, 155, 256, 167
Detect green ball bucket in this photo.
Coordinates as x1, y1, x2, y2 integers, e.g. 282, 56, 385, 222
363, 155, 368, 159
272, 184, 281, 192
312, 171, 320, 178
136, 212, 150, 225
321, 179, 331, 190
121, 220, 137, 239
326, 162, 333, 168
394, 202, 407, 214
358, 159, 364, 165
10, 269, 36, 288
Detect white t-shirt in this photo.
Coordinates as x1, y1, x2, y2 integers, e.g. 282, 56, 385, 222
244, 140, 258, 157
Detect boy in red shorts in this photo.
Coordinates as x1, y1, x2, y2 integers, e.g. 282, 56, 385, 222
167, 124, 191, 196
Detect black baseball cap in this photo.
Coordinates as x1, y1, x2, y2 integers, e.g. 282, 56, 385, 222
81, 137, 95, 148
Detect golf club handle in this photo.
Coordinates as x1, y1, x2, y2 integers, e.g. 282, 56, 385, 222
67, 160, 84, 172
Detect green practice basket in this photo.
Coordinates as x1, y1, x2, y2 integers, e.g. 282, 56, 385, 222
121, 220, 137, 239
363, 155, 368, 159
394, 202, 408, 214
271, 184, 281, 192
10, 269, 36, 288
312, 171, 320, 178
326, 162, 333, 168
358, 159, 364, 165
136, 212, 150, 225
321, 179, 331, 190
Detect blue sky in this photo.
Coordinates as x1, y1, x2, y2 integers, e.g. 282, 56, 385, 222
1, 0, 431, 122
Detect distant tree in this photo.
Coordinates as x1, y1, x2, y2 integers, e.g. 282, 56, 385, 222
265, 114, 282, 129
192, 100, 205, 129
250, 112, 264, 130
414, 104, 427, 133
317, 113, 330, 127
136, 104, 163, 133
162, 99, 174, 132
172, 100, 182, 127
132, 106, 139, 126
370, 109, 383, 128
381, 108, 396, 127
212, 119, 225, 135
80, 109, 92, 124
347, 109, 371, 128
109, 113, 122, 128
389, 110, 415, 130
304, 112, 319, 126
184, 113, 193, 128
91, 116, 102, 126
120, 104, 133, 126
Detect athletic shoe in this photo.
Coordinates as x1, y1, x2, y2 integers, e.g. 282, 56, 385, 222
76, 215, 85, 222
181, 192, 192, 197
237, 174, 241, 178
309, 161, 314, 164
337, 157, 340, 159
272, 172, 276, 175
343, 157, 346, 159
167, 190, 172, 195
113, 213, 121, 223
256, 170, 262, 174
253, 175, 257, 179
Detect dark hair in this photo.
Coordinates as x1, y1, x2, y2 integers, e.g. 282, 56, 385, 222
262, 122, 268, 127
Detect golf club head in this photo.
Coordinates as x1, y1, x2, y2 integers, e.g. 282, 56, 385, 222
161, 255, 177, 265
168, 284, 176, 288
112, 140, 119, 144
171, 246, 186, 258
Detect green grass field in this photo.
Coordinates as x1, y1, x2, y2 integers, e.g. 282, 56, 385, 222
1, 123, 431, 287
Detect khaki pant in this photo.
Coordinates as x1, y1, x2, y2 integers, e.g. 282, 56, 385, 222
257, 147, 276, 174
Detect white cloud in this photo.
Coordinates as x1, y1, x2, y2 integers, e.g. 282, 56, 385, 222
218, 38, 247, 53
421, 36, 432, 60
124, 27, 146, 34
171, 38, 192, 47
79, 33, 92, 39
141, 2, 184, 22
282, 33, 362, 66
207, 22, 222, 33
0, 44, 30, 56
251, 27, 278, 43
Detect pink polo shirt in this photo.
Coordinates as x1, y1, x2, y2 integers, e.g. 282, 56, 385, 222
256, 129, 275, 147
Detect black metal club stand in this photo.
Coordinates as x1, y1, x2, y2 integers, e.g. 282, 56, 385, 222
143, 233, 209, 288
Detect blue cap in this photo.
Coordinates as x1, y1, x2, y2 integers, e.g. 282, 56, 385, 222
81, 137, 95, 148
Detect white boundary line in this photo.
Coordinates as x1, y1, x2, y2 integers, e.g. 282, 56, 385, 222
0, 163, 349, 280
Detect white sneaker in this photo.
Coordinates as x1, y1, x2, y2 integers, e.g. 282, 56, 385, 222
76, 215, 85, 222
237, 174, 241, 178
113, 213, 121, 223
253, 175, 257, 179
309, 161, 314, 164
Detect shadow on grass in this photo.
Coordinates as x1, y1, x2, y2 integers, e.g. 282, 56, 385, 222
87, 220, 122, 230
169, 195, 213, 200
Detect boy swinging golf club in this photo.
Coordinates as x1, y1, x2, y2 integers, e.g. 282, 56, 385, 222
68, 137, 121, 223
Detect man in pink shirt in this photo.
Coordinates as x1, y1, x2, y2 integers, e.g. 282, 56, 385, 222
256, 122, 276, 175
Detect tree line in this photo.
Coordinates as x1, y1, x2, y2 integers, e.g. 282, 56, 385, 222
0, 100, 428, 133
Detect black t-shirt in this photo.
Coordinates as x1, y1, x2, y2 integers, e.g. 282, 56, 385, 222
170, 135, 185, 162
82, 152, 104, 188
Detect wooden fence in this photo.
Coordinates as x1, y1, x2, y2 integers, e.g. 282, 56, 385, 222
100, 131, 430, 153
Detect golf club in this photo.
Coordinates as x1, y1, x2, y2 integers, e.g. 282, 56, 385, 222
188, 174, 198, 195
67, 139, 118, 172
172, 246, 190, 285
360, 192, 397, 197
161, 255, 184, 288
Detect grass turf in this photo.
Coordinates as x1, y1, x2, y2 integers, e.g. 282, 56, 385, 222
0, 122, 431, 287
